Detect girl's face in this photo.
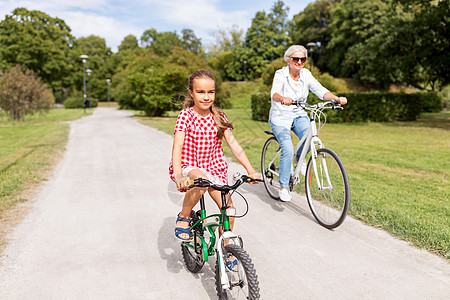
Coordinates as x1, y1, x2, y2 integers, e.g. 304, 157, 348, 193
190, 77, 215, 116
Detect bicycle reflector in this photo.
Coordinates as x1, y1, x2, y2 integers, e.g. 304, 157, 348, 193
226, 207, 237, 216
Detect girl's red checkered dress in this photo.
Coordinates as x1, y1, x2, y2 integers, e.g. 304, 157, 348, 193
169, 107, 229, 185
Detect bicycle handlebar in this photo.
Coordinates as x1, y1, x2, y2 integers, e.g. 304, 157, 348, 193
188, 174, 262, 193
291, 100, 343, 110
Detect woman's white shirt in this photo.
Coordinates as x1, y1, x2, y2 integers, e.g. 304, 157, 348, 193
269, 66, 329, 127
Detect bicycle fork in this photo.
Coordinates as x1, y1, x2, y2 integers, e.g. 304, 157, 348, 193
217, 190, 244, 290
309, 138, 334, 190
217, 231, 244, 290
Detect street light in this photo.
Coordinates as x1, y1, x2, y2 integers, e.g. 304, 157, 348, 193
86, 69, 92, 108
306, 42, 317, 74
106, 79, 111, 107
243, 60, 247, 81
80, 54, 89, 112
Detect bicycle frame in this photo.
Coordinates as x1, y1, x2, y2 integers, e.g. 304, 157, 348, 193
268, 105, 337, 190
183, 191, 243, 290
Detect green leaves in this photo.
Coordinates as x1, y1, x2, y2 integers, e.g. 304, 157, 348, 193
0, 8, 74, 97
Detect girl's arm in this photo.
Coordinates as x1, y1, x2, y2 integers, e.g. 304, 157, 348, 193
172, 131, 190, 190
223, 129, 260, 179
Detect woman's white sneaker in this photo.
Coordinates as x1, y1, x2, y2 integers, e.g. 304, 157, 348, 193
279, 188, 292, 202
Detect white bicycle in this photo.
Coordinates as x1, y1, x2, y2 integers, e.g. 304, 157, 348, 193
261, 100, 350, 229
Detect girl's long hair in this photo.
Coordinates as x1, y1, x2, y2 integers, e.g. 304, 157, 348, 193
184, 69, 233, 139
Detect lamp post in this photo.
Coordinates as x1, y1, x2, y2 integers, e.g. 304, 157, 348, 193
306, 42, 317, 74
243, 60, 247, 81
106, 79, 111, 107
86, 69, 92, 108
80, 54, 89, 112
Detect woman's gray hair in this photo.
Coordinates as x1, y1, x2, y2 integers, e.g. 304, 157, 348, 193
284, 45, 308, 62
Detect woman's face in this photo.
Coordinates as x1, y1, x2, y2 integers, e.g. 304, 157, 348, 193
288, 51, 307, 71
190, 77, 215, 116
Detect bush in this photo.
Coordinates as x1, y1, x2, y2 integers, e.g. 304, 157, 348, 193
417, 92, 443, 112
63, 97, 98, 109
251, 91, 443, 123
0, 66, 54, 120
251, 92, 271, 122
262, 58, 286, 87
338, 92, 440, 122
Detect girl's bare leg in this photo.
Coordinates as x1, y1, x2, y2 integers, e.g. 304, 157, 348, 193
176, 169, 207, 240
209, 189, 234, 245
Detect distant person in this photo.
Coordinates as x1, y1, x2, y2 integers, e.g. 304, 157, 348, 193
169, 69, 260, 241
269, 45, 347, 202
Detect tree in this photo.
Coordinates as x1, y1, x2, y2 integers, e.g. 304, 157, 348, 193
290, 0, 339, 73
392, 0, 449, 90
0, 66, 54, 120
244, 1, 291, 78
208, 25, 247, 81
181, 29, 202, 54
325, 0, 449, 90
118, 35, 139, 52
69, 35, 113, 101
326, 0, 393, 78
140, 28, 202, 56
114, 47, 228, 116
0, 8, 75, 101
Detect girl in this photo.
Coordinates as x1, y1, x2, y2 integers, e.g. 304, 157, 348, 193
169, 69, 259, 241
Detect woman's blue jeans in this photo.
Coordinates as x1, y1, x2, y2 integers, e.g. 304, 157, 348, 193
269, 116, 310, 188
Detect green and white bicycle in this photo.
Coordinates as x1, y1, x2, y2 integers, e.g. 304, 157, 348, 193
181, 174, 261, 300
261, 100, 350, 229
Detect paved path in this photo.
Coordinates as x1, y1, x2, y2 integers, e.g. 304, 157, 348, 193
0, 108, 448, 299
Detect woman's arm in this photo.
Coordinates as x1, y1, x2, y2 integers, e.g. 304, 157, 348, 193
323, 92, 347, 105
223, 129, 259, 178
273, 93, 294, 105
172, 131, 190, 189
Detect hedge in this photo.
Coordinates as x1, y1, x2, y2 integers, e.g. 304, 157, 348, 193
63, 98, 98, 109
251, 92, 442, 123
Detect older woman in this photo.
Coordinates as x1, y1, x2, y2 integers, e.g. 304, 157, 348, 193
269, 45, 347, 202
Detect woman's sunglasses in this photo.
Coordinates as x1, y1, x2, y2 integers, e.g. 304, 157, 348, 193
291, 56, 307, 63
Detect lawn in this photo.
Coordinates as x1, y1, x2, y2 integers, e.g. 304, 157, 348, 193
136, 80, 450, 259
0, 108, 90, 216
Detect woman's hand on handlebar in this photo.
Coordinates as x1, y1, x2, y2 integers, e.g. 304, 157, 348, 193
336, 96, 347, 105
281, 97, 294, 106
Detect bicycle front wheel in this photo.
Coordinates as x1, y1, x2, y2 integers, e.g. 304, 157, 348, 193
261, 136, 281, 200
305, 148, 350, 229
215, 244, 260, 300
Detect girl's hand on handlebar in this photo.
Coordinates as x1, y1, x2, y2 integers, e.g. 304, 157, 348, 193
248, 172, 262, 184
175, 174, 190, 192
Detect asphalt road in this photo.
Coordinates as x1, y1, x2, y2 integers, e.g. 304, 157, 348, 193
0, 108, 448, 299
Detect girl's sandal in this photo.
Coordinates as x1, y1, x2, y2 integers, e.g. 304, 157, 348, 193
175, 214, 192, 241
226, 255, 239, 272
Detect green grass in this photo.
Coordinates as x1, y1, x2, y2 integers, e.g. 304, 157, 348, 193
136, 81, 450, 259
0, 108, 90, 216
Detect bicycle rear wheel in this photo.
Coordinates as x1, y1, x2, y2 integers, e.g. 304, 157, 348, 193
215, 244, 260, 300
181, 210, 204, 273
261, 136, 281, 200
305, 148, 350, 229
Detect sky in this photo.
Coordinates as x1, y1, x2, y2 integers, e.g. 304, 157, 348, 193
0, 0, 313, 52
